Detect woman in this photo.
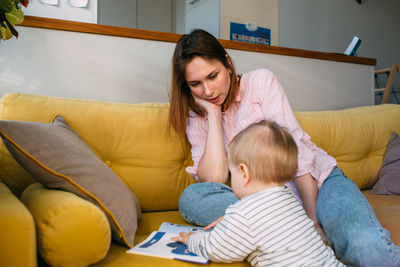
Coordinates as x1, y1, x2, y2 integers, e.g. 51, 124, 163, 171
168, 29, 400, 266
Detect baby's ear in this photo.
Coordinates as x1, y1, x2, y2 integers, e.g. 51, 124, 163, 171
239, 163, 251, 185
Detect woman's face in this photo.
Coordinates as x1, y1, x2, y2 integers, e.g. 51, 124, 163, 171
185, 56, 231, 106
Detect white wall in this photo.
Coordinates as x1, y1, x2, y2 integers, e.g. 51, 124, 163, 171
23, 0, 97, 23
278, 0, 400, 72
184, 0, 220, 38
137, 0, 173, 33
279, 0, 400, 104
0, 27, 175, 104
97, 0, 137, 28
0, 26, 373, 111
229, 49, 373, 111
174, 0, 186, 34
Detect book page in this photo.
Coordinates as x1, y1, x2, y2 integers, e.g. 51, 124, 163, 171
158, 222, 204, 234
127, 231, 208, 264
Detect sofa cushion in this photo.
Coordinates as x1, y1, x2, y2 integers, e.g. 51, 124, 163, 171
0, 93, 195, 212
363, 190, 400, 246
371, 132, 400, 195
0, 115, 140, 247
295, 104, 400, 189
21, 183, 111, 266
0, 182, 36, 267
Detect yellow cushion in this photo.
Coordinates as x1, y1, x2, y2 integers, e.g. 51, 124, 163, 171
0, 115, 141, 247
0, 93, 195, 211
21, 183, 111, 267
295, 104, 400, 189
0, 182, 36, 267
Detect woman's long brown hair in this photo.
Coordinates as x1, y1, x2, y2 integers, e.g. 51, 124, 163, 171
168, 29, 240, 139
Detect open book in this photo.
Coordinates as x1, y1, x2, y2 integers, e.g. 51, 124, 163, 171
127, 222, 209, 264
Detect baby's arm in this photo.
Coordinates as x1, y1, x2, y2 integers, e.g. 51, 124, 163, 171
169, 216, 223, 243
188, 209, 255, 263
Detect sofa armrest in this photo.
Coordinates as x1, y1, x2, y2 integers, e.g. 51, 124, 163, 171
0, 181, 36, 267
21, 183, 111, 267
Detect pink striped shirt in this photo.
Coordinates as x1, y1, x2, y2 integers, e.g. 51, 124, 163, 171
186, 69, 336, 192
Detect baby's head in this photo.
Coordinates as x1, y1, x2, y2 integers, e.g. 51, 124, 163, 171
228, 120, 298, 198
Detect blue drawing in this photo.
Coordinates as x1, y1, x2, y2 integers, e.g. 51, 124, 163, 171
167, 241, 197, 257
139, 232, 165, 248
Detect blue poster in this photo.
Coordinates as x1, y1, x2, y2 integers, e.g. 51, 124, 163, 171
230, 22, 271, 45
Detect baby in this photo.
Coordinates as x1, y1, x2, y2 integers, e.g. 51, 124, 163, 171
172, 120, 344, 266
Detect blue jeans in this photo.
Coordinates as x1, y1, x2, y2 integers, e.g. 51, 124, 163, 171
179, 182, 238, 226
316, 167, 400, 266
179, 167, 400, 267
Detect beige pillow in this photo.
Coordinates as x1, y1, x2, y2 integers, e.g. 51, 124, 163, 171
0, 115, 141, 247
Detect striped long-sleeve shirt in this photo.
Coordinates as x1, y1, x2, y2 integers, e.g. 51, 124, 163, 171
188, 186, 344, 267
185, 69, 337, 197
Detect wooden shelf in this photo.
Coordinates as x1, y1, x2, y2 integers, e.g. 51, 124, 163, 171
20, 16, 376, 66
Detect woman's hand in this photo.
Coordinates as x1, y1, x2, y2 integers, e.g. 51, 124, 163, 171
314, 223, 327, 242
170, 231, 195, 245
192, 94, 221, 115
194, 93, 229, 183
204, 216, 224, 231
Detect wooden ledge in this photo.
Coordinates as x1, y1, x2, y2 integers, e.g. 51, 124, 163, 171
20, 16, 376, 66
374, 68, 392, 74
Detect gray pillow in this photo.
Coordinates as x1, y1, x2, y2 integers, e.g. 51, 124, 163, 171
371, 132, 400, 195
0, 115, 141, 247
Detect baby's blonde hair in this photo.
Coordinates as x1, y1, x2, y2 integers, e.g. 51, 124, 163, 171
228, 120, 298, 184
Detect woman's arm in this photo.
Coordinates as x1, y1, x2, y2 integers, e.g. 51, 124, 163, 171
294, 174, 318, 223
196, 103, 229, 183
295, 173, 326, 240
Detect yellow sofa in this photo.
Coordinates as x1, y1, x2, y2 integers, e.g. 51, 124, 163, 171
0, 93, 399, 267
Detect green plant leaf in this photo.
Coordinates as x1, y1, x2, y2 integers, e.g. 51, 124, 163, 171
0, 4, 23, 40
0, 2, 24, 40
5, 5, 24, 25
0, 13, 6, 26
0, 23, 13, 40
0, 26, 6, 39
0, 0, 14, 14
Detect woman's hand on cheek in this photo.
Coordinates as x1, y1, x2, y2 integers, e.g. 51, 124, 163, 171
192, 94, 221, 115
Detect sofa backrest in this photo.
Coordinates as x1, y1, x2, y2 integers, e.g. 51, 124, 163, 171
1, 93, 399, 212
0, 93, 194, 212
295, 104, 400, 189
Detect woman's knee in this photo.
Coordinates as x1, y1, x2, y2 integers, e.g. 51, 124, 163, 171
179, 182, 238, 226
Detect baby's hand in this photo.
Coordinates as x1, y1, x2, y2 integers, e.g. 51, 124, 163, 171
204, 216, 224, 231
170, 232, 194, 245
